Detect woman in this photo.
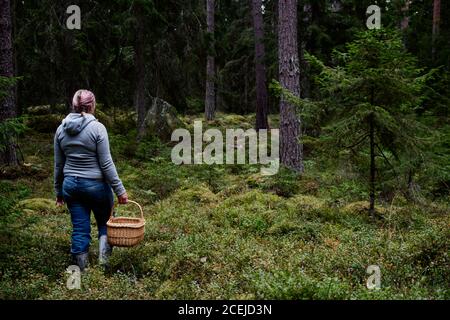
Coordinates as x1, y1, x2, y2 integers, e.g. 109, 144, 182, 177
54, 89, 128, 271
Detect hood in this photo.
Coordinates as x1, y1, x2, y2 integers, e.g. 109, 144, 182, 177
62, 113, 97, 136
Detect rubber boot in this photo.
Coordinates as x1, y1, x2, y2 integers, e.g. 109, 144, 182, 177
73, 252, 89, 272
99, 235, 112, 267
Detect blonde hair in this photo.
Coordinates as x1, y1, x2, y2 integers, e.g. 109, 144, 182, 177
72, 89, 96, 113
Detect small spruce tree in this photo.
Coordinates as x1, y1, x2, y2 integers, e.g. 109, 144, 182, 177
313, 30, 431, 215
277, 30, 432, 215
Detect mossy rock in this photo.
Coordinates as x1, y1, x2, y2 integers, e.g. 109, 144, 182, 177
142, 97, 185, 142
171, 183, 219, 205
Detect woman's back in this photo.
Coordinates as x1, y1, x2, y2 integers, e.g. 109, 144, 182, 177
54, 112, 125, 197
54, 89, 127, 271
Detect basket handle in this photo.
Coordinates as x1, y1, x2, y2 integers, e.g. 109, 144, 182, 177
110, 200, 144, 220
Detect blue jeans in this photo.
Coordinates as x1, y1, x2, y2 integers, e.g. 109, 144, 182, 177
62, 176, 114, 255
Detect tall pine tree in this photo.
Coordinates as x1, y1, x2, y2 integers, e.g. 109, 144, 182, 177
278, 0, 304, 172
205, 0, 215, 120
252, 0, 269, 130
0, 0, 19, 165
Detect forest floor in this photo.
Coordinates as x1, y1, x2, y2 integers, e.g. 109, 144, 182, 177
0, 113, 448, 299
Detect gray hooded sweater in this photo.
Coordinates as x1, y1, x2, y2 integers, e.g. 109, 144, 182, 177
54, 113, 126, 197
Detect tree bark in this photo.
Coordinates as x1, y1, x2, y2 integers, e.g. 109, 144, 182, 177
205, 0, 215, 121
134, 2, 147, 137
63, 31, 76, 112
300, 3, 312, 99
278, 0, 303, 172
61, 0, 77, 112
251, 0, 269, 130
369, 86, 376, 217
369, 114, 376, 217
0, 0, 19, 165
400, 0, 410, 31
432, 0, 441, 61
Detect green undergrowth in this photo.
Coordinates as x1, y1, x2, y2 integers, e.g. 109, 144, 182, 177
0, 113, 448, 300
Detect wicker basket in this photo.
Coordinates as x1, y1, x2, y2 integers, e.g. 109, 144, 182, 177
107, 200, 145, 247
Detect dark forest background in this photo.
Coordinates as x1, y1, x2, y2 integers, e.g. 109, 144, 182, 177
0, 0, 449, 300
11, 0, 450, 114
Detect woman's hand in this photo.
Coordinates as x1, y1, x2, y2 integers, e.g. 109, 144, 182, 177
118, 192, 128, 204
55, 196, 65, 206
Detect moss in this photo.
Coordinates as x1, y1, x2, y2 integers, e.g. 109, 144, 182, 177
216, 176, 248, 197
247, 167, 301, 197
342, 201, 389, 215
171, 183, 219, 205
286, 195, 326, 212
26, 105, 52, 115
0, 164, 47, 180
220, 189, 283, 208
212, 190, 284, 235
267, 220, 300, 236
18, 198, 66, 215
217, 114, 253, 128
1, 113, 449, 300
297, 176, 320, 195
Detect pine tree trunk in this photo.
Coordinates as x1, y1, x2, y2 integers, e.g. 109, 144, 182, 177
49, 14, 58, 113
252, 0, 269, 130
216, 63, 222, 113
205, 0, 215, 121
369, 86, 376, 217
0, 0, 19, 166
63, 32, 76, 112
300, 3, 312, 99
278, 0, 304, 172
62, 0, 76, 112
134, 2, 146, 137
369, 114, 376, 217
12, 0, 19, 115
432, 0, 441, 61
